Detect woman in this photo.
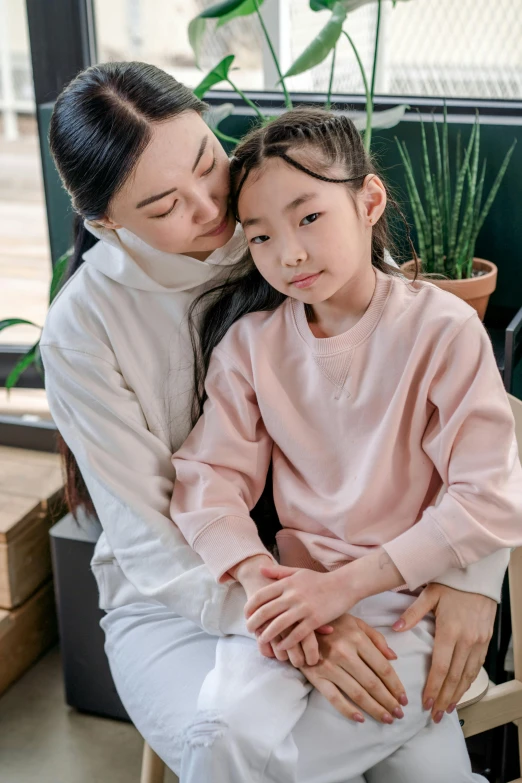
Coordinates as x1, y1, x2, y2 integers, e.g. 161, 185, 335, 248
41, 61, 506, 781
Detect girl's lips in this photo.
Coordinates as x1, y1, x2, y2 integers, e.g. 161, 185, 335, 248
202, 214, 229, 237
292, 272, 322, 289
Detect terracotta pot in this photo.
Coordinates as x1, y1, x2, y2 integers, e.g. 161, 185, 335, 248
400, 258, 498, 321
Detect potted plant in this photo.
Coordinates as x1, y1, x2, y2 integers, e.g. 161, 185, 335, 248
190, 0, 412, 150
397, 107, 516, 320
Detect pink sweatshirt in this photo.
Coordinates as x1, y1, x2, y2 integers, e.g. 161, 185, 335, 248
171, 269, 522, 590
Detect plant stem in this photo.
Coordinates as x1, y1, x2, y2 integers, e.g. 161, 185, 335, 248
342, 31, 372, 151
253, 0, 292, 110
226, 78, 264, 120
212, 127, 243, 145
326, 43, 337, 110
364, 0, 382, 151
370, 0, 382, 101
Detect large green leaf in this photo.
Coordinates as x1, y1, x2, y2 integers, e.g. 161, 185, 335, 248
310, 0, 337, 10
200, 0, 250, 18
193, 55, 235, 99
188, 17, 207, 68
203, 102, 235, 130
5, 341, 40, 390
216, 0, 265, 27
283, 3, 346, 79
0, 318, 41, 333
49, 249, 71, 304
349, 104, 408, 132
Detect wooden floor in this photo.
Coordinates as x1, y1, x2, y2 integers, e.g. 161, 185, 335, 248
0, 120, 52, 347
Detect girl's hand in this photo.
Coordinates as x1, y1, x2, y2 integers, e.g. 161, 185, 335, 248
392, 583, 496, 722
245, 564, 352, 647
300, 613, 408, 724
232, 556, 332, 664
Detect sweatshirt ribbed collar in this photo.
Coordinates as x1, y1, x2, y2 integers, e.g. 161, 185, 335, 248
292, 268, 392, 355
82, 221, 245, 293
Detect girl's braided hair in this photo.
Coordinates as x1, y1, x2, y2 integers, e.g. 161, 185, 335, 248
189, 107, 419, 424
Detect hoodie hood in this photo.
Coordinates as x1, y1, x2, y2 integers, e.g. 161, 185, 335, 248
83, 221, 245, 293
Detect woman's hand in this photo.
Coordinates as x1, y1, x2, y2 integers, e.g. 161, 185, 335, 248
245, 564, 353, 648
299, 613, 408, 724
392, 583, 496, 722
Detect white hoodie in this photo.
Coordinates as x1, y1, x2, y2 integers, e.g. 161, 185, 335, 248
40, 225, 509, 638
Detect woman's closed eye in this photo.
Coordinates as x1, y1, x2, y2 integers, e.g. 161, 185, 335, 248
153, 200, 178, 220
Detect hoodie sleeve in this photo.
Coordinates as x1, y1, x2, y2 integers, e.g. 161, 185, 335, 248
171, 347, 276, 583
383, 314, 522, 590
40, 343, 251, 638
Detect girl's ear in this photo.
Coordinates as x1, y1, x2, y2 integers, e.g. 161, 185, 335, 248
362, 175, 387, 227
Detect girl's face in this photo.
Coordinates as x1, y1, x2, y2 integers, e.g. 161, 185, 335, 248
101, 111, 235, 258
238, 155, 386, 305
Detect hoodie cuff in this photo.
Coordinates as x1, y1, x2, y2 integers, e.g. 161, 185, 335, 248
433, 548, 510, 603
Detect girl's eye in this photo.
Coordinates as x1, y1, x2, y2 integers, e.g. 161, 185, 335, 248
202, 158, 216, 176
154, 201, 177, 220
250, 235, 270, 245
301, 212, 319, 226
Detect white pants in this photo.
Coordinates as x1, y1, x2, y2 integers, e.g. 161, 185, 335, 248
101, 592, 486, 783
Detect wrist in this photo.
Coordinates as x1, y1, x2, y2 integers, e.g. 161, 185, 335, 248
330, 563, 366, 607
229, 554, 274, 584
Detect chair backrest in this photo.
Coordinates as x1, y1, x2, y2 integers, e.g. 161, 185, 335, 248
508, 394, 522, 448
507, 394, 522, 684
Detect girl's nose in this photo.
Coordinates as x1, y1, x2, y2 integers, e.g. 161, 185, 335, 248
280, 243, 307, 267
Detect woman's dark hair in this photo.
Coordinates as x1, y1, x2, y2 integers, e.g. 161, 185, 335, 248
50, 61, 208, 514
189, 107, 419, 424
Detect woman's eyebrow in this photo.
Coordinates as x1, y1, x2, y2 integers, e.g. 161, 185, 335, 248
135, 136, 209, 209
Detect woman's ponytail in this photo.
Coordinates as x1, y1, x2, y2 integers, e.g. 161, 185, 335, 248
68, 214, 98, 278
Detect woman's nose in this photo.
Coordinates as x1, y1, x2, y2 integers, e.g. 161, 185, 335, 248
193, 189, 221, 225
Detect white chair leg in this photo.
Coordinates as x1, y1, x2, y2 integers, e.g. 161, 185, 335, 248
140, 741, 166, 783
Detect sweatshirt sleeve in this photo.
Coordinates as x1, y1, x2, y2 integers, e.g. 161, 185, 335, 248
171, 347, 276, 583
383, 314, 522, 590
40, 343, 251, 638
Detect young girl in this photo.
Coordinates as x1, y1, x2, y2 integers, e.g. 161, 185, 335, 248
170, 108, 522, 781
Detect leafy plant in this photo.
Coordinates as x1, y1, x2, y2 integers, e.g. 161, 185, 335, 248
396, 107, 516, 279
0, 250, 69, 390
190, 0, 413, 150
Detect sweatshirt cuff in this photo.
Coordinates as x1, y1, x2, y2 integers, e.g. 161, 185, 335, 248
433, 548, 510, 603
192, 515, 274, 582
382, 511, 461, 590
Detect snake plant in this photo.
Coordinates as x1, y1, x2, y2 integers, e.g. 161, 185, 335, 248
396, 107, 516, 280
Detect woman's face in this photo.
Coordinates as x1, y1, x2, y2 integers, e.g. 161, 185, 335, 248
103, 111, 235, 257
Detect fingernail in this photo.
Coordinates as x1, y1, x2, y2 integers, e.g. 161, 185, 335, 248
353, 712, 365, 723
433, 711, 444, 724
447, 703, 456, 714
399, 693, 409, 707
392, 619, 405, 631
424, 698, 434, 711
382, 713, 394, 724
393, 707, 404, 719
387, 647, 398, 659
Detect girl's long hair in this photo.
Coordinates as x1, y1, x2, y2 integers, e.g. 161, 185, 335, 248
189, 107, 418, 424
49, 61, 208, 515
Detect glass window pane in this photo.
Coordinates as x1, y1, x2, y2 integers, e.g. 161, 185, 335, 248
0, 0, 51, 349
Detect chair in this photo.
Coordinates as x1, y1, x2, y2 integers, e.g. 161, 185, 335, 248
140, 742, 167, 783
140, 395, 522, 782
457, 393, 522, 782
